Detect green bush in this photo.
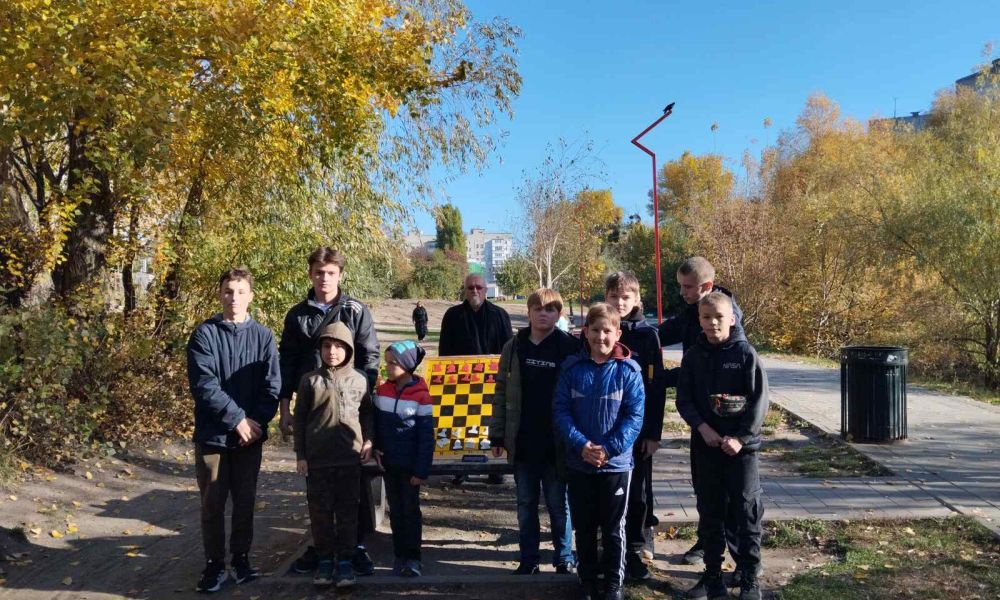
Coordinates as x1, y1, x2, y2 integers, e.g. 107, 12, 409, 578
0, 305, 190, 464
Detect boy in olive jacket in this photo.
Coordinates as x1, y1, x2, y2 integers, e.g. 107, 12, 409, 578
489, 288, 581, 574
294, 322, 373, 589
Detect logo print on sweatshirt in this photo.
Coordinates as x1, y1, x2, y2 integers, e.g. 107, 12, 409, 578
723, 362, 741, 369
614, 488, 625, 496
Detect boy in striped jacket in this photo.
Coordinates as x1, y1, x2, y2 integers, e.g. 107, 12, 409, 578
373, 341, 434, 577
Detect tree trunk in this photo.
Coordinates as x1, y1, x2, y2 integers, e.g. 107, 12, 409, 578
121, 201, 141, 317
51, 119, 115, 300
154, 166, 206, 331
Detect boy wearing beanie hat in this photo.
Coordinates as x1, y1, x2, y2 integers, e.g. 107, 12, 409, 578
293, 322, 373, 588
373, 340, 434, 577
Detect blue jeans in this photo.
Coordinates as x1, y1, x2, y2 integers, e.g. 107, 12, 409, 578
514, 461, 574, 566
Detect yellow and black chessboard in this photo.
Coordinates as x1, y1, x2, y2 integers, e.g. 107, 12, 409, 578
421, 355, 500, 456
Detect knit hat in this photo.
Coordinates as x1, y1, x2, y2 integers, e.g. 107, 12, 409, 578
387, 340, 425, 373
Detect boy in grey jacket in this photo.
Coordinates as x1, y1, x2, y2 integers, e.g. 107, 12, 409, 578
294, 322, 373, 589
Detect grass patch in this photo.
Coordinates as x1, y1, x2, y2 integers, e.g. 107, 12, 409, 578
662, 419, 689, 435
375, 326, 441, 342
777, 443, 893, 478
780, 516, 1000, 599
764, 519, 840, 549
909, 376, 1000, 407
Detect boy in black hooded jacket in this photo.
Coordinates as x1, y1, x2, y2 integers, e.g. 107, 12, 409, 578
677, 292, 769, 600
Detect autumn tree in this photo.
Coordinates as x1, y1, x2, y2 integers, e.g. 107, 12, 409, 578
494, 254, 533, 298
0, 0, 521, 310
649, 151, 734, 225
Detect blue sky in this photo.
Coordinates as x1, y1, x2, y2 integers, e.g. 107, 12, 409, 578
410, 0, 997, 234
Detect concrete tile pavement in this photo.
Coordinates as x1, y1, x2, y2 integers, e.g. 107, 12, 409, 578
654, 347, 1000, 533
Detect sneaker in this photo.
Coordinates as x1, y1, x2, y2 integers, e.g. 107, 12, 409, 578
392, 556, 405, 576
231, 553, 259, 584
604, 585, 624, 600
579, 579, 601, 600
312, 559, 334, 587
512, 563, 540, 575
451, 474, 466, 486
687, 569, 727, 600
351, 546, 375, 576
625, 551, 651, 581
641, 527, 655, 560
400, 559, 422, 577
555, 561, 576, 575
292, 545, 318, 574
738, 570, 762, 600
196, 559, 227, 593
335, 560, 356, 588
683, 540, 705, 566
487, 473, 505, 485
727, 563, 765, 588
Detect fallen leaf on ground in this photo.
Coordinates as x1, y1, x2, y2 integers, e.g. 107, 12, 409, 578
62, 576, 72, 585
84, 472, 93, 480
49, 530, 64, 539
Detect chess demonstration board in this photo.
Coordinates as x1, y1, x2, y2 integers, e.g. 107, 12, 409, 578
421, 355, 500, 456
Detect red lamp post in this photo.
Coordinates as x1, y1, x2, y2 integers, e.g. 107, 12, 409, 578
631, 102, 674, 324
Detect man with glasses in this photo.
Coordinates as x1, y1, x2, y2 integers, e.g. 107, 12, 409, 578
439, 273, 513, 484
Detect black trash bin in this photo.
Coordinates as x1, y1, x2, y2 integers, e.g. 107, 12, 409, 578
840, 346, 908, 442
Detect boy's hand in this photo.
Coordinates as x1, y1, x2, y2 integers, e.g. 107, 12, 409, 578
296, 459, 308, 476
360, 440, 373, 462
697, 423, 723, 448
642, 439, 660, 458
582, 442, 607, 468
409, 476, 424, 486
279, 402, 293, 436
491, 446, 505, 458
235, 418, 260, 445
373, 449, 385, 470
721, 436, 743, 456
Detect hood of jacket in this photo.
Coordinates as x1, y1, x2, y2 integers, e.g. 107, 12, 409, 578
694, 326, 748, 352
318, 321, 355, 368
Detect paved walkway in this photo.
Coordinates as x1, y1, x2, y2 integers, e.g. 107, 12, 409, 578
654, 348, 1000, 532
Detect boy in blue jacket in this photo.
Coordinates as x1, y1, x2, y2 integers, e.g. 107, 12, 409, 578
677, 293, 769, 600
554, 303, 645, 600
187, 267, 281, 593
373, 341, 434, 577
604, 271, 665, 579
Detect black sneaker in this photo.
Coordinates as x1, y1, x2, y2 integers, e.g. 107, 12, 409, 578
196, 559, 227, 593
231, 553, 259, 584
727, 563, 765, 588
555, 561, 576, 575
292, 545, 318, 574
604, 585, 624, 600
351, 546, 375, 576
738, 570, 762, 600
512, 563, 539, 575
487, 473, 505, 485
687, 569, 727, 600
683, 540, 705, 566
625, 551, 651, 581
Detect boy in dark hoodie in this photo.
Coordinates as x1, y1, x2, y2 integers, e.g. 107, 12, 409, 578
659, 256, 746, 570
604, 271, 666, 579
293, 322, 373, 589
554, 303, 645, 600
677, 293, 769, 600
373, 341, 434, 577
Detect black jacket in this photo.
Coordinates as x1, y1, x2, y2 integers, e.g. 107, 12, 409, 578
278, 289, 379, 398
412, 306, 428, 324
658, 285, 744, 387
620, 309, 668, 441
675, 329, 769, 450
187, 314, 281, 448
438, 300, 512, 356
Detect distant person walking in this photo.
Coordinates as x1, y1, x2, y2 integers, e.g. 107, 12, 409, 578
439, 273, 513, 484
412, 301, 429, 342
